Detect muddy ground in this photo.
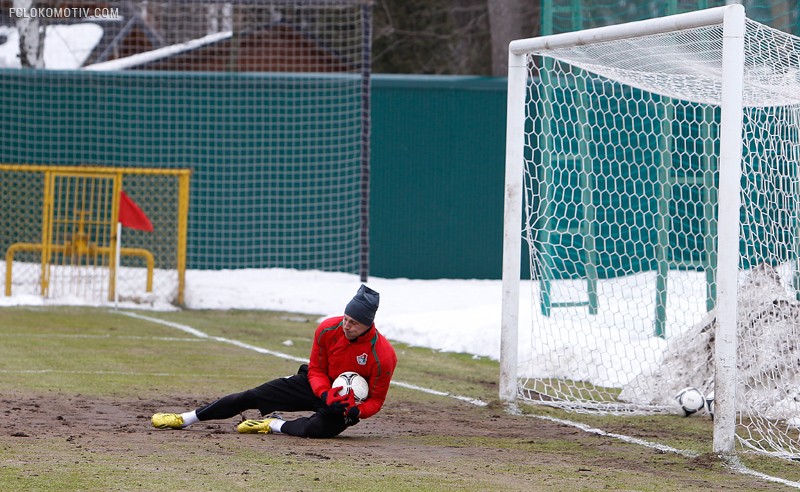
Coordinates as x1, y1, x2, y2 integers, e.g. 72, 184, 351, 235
2, 392, 792, 491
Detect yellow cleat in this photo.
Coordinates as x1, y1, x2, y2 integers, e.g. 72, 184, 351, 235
237, 418, 275, 434
151, 412, 184, 429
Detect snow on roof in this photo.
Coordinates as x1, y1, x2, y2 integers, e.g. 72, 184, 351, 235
84, 31, 232, 71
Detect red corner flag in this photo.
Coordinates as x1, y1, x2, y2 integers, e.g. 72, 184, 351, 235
119, 190, 154, 232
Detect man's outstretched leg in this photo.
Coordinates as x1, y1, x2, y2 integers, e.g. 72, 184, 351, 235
237, 405, 349, 438
151, 388, 257, 429
151, 365, 317, 431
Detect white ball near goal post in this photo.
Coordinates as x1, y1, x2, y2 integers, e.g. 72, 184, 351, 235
674, 387, 705, 417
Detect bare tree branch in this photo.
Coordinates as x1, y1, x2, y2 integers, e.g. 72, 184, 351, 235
14, 0, 45, 68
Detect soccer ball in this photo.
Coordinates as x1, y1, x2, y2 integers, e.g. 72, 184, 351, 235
332, 371, 369, 403
705, 391, 715, 420
674, 387, 705, 417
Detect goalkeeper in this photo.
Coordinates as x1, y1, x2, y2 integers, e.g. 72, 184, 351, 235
151, 284, 397, 438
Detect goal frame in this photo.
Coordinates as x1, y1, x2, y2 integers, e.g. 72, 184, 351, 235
499, 5, 746, 454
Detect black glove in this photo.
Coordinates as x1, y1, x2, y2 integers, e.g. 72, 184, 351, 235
344, 406, 360, 426
320, 387, 350, 415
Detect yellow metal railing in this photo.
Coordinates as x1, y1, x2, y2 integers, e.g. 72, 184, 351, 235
5, 242, 155, 295
1, 164, 190, 305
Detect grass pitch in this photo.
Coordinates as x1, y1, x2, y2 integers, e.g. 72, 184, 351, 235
0, 306, 799, 491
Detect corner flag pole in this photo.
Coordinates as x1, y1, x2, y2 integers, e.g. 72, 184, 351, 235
114, 221, 122, 309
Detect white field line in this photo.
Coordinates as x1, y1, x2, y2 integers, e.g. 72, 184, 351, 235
119, 311, 307, 363
505, 408, 800, 489
0, 333, 206, 342
503, 402, 697, 458
115, 310, 800, 488
532, 412, 698, 458
390, 380, 487, 406
117, 311, 487, 406
723, 455, 800, 489
0, 369, 264, 380
529, 417, 800, 489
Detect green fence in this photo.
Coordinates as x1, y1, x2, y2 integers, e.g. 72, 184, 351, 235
0, 69, 506, 280
0, 69, 365, 274
370, 75, 508, 279
1, 70, 796, 281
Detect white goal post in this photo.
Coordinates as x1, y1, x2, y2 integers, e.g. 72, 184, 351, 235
501, 3, 800, 459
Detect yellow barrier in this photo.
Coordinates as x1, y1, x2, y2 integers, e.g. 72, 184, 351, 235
5, 242, 154, 296
0, 164, 190, 305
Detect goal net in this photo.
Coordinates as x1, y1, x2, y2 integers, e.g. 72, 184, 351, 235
0, 0, 371, 303
501, 5, 800, 458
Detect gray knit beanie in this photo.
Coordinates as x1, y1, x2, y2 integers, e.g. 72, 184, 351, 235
344, 284, 380, 326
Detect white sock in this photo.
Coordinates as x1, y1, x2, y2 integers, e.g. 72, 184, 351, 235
180, 410, 199, 428
270, 419, 285, 434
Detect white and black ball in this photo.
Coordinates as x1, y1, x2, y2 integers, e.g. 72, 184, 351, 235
332, 371, 369, 403
674, 387, 705, 417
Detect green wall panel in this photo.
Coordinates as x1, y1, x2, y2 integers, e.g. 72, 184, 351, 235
369, 75, 508, 279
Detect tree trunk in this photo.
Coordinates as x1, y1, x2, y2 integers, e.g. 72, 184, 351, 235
487, 0, 538, 76
15, 0, 45, 68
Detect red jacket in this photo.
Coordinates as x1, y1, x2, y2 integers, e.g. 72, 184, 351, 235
308, 316, 397, 419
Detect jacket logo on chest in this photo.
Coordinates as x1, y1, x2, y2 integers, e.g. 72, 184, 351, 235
356, 353, 368, 365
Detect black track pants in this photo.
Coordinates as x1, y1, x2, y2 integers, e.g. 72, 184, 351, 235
194, 364, 349, 438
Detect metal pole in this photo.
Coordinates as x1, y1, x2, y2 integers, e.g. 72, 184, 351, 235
499, 49, 527, 401
359, 3, 372, 283
713, 3, 746, 455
